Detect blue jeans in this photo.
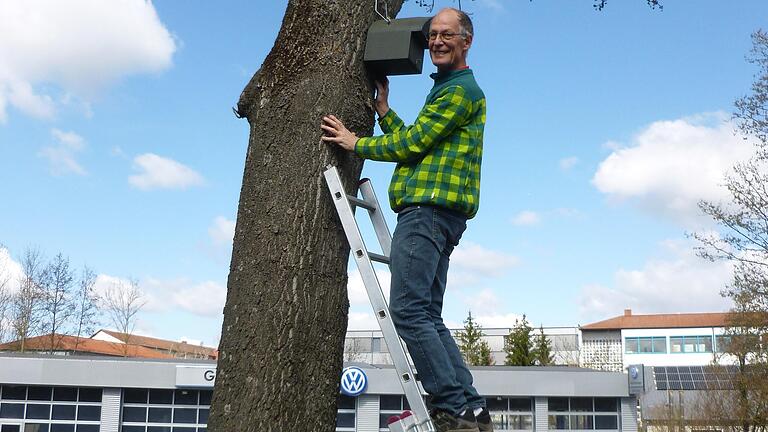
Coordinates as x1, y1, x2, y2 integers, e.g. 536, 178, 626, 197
388, 205, 485, 415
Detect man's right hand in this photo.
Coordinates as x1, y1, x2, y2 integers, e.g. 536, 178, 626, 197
374, 77, 390, 118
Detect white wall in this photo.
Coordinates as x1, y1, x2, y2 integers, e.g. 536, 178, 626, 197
620, 327, 732, 368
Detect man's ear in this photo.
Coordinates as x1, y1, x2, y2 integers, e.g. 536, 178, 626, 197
463, 34, 473, 52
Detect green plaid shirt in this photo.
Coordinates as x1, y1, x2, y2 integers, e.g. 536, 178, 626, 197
355, 68, 486, 218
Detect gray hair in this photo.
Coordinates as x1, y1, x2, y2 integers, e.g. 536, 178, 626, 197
439, 7, 474, 37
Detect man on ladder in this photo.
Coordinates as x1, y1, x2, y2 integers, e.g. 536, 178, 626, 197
321, 7, 490, 432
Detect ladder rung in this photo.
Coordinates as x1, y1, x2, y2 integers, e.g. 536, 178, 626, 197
367, 252, 390, 265
347, 195, 377, 211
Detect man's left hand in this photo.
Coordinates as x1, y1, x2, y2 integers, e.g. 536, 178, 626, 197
321, 115, 358, 151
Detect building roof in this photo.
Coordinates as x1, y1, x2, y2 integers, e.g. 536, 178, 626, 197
97, 329, 218, 359
581, 309, 730, 330
0, 334, 175, 359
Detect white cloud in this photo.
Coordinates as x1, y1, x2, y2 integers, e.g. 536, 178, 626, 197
0, 0, 176, 122
347, 268, 391, 307
209, 217, 235, 247
129, 153, 205, 190
347, 312, 380, 330
136, 277, 226, 318
592, 113, 756, 224
579, 239, 734, 321
169, 281, 226, 317
474, 313, 526, 329
559, 156, 579, 171
38, 128, 87, 175
0, 247, 23, 293
92, 274, 225, 320
511, 210, 540, 226
450, 241, 519, 286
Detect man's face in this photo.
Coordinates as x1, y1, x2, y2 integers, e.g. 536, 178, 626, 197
428, 10, 471, 72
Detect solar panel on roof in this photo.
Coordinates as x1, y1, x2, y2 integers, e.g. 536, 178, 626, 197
653, 365, 736, 391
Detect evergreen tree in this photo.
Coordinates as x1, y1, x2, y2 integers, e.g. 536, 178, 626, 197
533, 325, 554, 366
504, 315, 536, 366
456, 311, 494, 366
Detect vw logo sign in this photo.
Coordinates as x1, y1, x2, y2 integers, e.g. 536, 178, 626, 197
340, 366, 368, 397
629, 366, 639, 379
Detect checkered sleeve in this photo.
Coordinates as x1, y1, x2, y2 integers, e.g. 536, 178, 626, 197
378, 109, 405, 134
355, 86, 471, 162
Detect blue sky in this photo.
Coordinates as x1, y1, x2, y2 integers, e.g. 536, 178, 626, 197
1, 0, 766, 347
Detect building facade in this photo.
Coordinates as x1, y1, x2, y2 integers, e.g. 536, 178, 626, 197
0, 355, 637, 432
344, 326, 580, 366
579, 310, 731, 372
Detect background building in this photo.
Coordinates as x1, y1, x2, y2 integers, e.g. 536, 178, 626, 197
0, 354, 637, 432
579, 309, 731, 372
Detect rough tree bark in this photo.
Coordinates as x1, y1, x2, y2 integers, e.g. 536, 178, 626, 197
209, 1, 405, 431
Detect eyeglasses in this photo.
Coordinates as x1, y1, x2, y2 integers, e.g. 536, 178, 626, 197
427, 31, 466, 41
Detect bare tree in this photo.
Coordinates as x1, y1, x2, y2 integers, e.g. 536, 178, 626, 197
73, 266, 100, 351
10, 247, 45, 351
693, 30, 768, 432
0, 258, 12, 344
101, 278, 146, 356
39, 252, 77, 352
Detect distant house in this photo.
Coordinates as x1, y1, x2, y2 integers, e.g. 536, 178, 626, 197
0, 333, 174, 359
579, 308, 731, 372
91, 329, 218, 360
0, 330, 218, 360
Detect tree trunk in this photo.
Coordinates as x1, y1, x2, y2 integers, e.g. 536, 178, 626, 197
209, 1, 404, 430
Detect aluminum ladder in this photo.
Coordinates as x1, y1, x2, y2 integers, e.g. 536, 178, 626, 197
324, 165, 435, 432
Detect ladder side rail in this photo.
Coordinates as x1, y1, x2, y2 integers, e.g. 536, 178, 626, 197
323, 167, 433, 431
358, 179, 393, 258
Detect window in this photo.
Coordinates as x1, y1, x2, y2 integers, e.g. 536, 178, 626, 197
0, 403, 25, 418
2, 386, 26, 400
548, 398, 569, 412
670, 336, 713, 353
547, 398, 620, 431
148, 408, 172, 423
174, 391, 198, 406
123, 388, 208, 431
1, 387, 100, 431
593, 398, 618, 412
28, 388, 52, 402
125, 390, 148, 404
52, 405, 76, 420
716, 335, 731, 353
483, 397, 533, 431
149, 390, 173, 405
77, 405, 100, 421
173, 408, 197, 424
548, 415, 569, 430
625, 337, 666, 353
53, 388, 78, 402
595, 415, 618, 429
378, 395, 413, 431
570, 398, 592, 412
77, 388, 101, 403
336, 413, 355, 428
123, 407, 148, 423
570, 415, 593, 429
25, 404, 51, 420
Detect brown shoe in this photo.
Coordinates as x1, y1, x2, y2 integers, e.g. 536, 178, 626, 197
430, 408, 480, 432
